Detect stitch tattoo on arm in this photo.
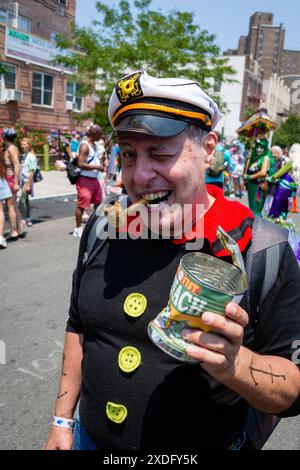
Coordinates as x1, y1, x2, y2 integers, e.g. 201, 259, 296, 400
250, 355, 286, 386
61, 354, 67, 376
57, 391, 68, 399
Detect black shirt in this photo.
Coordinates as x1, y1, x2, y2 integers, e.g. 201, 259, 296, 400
67, 233, 300, 450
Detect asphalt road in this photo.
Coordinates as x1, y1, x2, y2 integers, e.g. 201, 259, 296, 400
3, 195, 77, 235
0, 196, 300, 450
0, 214, 78, 450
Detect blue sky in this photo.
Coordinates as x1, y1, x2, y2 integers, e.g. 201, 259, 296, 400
76, 0, 300, 53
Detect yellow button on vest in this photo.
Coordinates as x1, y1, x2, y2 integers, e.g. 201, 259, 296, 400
118, 346, 141, 373
124, 293, 147, 317
106, 402, 128, 424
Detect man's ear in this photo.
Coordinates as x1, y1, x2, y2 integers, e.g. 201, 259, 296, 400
203, 132, 218, 169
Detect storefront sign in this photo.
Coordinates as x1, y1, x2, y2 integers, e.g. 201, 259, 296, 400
5, 27, 74, 74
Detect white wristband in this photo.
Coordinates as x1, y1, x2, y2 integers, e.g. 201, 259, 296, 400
52, 416, 76, 429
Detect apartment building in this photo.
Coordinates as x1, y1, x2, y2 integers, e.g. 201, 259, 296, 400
228, 12, 285, 81
0, 0, 95, 131
215, 55, 263, 140
280, 50, 300, 114
225, 11, 295, 121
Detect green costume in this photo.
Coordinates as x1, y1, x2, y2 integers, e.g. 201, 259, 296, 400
246, 140, 275, 216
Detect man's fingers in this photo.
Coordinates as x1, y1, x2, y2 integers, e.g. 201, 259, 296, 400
185, 343, 229, 368
225, 303, 249, 328
182, 329, 234, 358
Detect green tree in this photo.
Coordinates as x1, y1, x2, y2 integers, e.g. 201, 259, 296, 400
272, 114, 300, 148
241, 105, 258, 122
55, 0, 235, 131
0, 59, 8, 75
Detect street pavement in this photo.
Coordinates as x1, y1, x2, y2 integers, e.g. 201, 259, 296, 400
0, 183, 300, 450
0, 215, 78, 450
32, 170, 76, 200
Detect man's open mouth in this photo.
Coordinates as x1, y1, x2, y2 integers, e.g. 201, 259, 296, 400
141, 191, 173, 206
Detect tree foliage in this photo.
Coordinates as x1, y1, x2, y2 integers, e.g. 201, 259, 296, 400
0, 59, 8, 75
272, 114, 300, 149
241, 105, 258, 122
55, 0, 235, 131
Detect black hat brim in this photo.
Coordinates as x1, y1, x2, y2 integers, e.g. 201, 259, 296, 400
114, 115, 188, 137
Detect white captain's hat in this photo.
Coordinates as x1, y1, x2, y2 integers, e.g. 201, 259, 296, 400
108, 70, 220, 137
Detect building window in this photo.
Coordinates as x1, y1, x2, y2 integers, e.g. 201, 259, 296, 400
1, 63, 17, 89
50, 31, 60, 43
0, 7, 6, 24
66, 82, 83, 111
0, 63, 17, 100
18, 15, 31, 32
32, 72, 53, 107
0, 7, 31, 32
56, 0, 67, 15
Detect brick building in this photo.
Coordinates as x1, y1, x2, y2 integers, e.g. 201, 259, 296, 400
224, 11, 298, 122
227, 12, 285, 81
240, 55, 263, 119
0, 0, 95, 131
280, 50, 300, 114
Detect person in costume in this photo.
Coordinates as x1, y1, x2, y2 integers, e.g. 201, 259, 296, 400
244, 139, 275, 215
229, 141, 245, 198
45, 71, 300, 451
268, 144, 300, 218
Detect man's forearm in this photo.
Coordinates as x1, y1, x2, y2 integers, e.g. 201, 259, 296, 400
78, 161, 103, 171
223, 346, 300, 414
54, 332, 83, 419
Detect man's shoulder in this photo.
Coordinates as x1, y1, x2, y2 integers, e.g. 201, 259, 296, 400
78, 141, 90, 155
215, 191, 252, 218
251, 218, 288, 254
79, 140, 89, 149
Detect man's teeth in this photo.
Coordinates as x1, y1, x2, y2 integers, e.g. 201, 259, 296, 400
143, 191, 169, 201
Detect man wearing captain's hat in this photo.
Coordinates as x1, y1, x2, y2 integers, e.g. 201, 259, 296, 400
45, 70, 300, 451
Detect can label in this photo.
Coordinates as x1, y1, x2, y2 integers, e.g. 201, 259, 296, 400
148, 252, 245, 364
169, 265, 231, 330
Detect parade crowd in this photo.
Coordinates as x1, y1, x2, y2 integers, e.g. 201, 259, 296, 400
1, 124, 300, 257
205, 132, 300, 220
0, 125, 122, 248
2, 68, 300, 452
43, 70, 300, 452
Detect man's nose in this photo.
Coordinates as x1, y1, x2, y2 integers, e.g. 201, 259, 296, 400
133, 155, 157, 187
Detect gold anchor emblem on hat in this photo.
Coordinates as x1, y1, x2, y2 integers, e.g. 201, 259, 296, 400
116, 72, 143, 103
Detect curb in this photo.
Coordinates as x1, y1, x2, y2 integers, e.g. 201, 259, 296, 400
30, 192, 77, 201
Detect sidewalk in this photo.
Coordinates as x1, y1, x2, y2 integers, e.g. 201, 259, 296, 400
31, 171, 121, 200
31, 170, 76, 200
29, 173, 300, 235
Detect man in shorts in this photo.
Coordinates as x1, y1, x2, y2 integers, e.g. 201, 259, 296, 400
73, 124, 104, 238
